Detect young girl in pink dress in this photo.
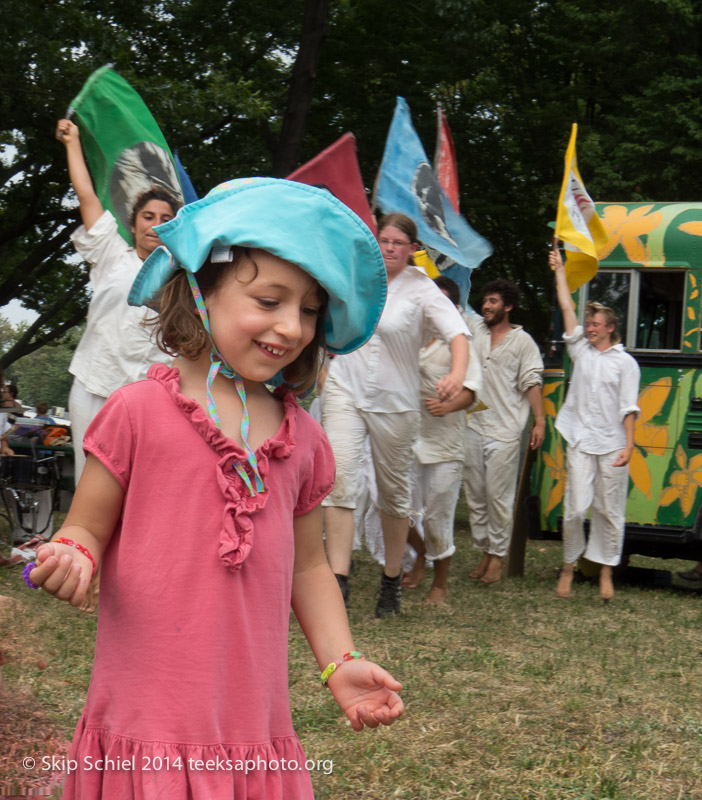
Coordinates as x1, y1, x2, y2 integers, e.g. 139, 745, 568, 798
26, 178, 403, 799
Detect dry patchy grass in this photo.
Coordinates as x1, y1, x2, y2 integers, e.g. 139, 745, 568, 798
1, 504, 702, 799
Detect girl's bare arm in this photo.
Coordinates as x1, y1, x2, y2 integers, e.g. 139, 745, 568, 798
29, 454, 124, 606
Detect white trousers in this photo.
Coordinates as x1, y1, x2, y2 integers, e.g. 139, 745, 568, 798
351, 436, 384, 559
562, 446, 629, 566
463, 428, 521, 558
411, 460, 461, 561
69, 378, 108, 487
322, 385, 419, 518
315, 394, 387, 564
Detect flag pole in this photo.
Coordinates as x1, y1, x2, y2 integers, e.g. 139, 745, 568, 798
434, 102, 442, 169
370, 159, 381, 215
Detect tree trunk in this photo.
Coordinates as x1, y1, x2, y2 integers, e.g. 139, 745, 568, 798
271, 0, 330, 176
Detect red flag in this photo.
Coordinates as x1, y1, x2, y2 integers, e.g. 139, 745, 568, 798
288, 133, 376, 234
434, 106, 460, 213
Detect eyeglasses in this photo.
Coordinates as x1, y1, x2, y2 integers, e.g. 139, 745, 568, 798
378, 238, 413, 248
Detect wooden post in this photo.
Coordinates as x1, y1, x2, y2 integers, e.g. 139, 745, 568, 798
507, 438, 538, 578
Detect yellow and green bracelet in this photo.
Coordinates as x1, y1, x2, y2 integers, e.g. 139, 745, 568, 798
321, 651, 365, 686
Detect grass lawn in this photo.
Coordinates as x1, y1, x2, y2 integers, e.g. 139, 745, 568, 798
1, 499, 701, 799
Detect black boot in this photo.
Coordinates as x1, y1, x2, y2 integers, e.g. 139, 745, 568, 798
335, 573, 349, 608
375, 572, 401, 618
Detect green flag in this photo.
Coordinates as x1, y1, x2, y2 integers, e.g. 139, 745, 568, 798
68, 66, 184, 242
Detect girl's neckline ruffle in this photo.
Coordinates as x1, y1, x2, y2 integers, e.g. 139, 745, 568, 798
147, 363, 298, 572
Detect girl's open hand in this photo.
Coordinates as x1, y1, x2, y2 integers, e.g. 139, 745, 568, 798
29, 542, 92, 607
328, 659, 403, 731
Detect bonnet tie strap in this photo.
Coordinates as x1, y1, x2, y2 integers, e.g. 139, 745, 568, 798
186, 270, 265, 496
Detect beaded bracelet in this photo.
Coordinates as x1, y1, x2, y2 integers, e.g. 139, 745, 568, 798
321, 651, 365, 686
54, 537, 97, 580
23, 561, 39, 590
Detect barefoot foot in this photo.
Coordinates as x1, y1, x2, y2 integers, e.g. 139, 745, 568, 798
469, 551, 490, 580
80, 591, 98, 614
80, 576, 99, 614
424, 585, 448, 604
556, 565, 574, 598
480, 554, 503, 584
402, 559, 425, 589
600, 567, 614, 601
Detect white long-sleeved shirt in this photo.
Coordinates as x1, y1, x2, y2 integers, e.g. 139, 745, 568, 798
467, 320, 543, 443
414, 336, 482, 464
326, 266, 470, 413
555, 326, 640, 454
69, 211, 171, 398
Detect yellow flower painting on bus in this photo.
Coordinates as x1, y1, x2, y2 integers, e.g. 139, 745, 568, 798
598, 204, 662, 265
628, 378, 671, 499
659, 446, 702, 517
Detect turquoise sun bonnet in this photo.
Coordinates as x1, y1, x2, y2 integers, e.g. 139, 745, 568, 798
128, 177, 387, 355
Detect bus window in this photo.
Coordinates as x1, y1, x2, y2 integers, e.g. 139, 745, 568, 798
585, 269, 685, 351
586, 271, 630, 342
636, 271, 684, 350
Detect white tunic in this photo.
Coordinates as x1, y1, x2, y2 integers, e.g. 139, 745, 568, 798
326, 266, 469, 413
555, 326, 640, 454
69, 211, 171, 399
414, 338, 481, 464
466, 320, 543, 442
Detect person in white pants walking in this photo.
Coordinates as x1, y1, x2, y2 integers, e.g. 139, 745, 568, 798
550, 247, 640, 601
463, 280, 545, 584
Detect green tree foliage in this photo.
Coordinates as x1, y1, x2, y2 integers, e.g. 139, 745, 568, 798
1, 0, 329, 367
0, 1, 96, 368
302, 0, 702, 336
0, 316, 19, 357
4, 323, 82, 409
3, 0, 702, 354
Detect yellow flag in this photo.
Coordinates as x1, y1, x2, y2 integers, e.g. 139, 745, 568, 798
555, 124, 609, 291
413, 249, 440, 278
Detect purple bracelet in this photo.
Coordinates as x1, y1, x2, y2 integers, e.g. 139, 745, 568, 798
23, 561, 39, 590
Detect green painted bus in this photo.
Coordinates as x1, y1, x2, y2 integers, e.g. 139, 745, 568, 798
528, 202, 702, 562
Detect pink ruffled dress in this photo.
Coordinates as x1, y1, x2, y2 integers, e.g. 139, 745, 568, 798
62, 364, 335, 799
